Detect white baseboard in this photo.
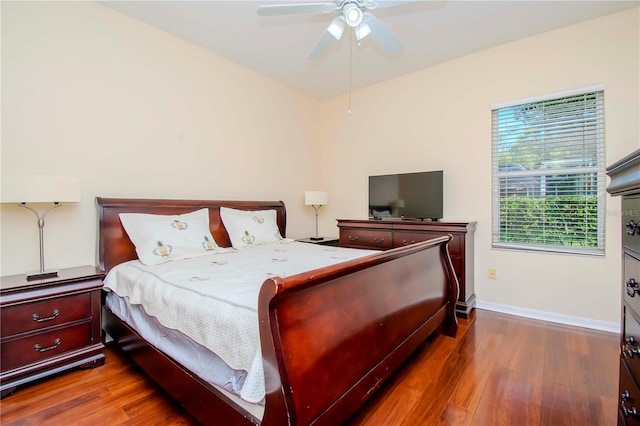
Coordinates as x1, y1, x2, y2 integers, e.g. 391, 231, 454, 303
475, 300, 620, 334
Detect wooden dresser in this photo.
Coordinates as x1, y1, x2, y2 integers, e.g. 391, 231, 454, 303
607, 149, 640, 425
337, 219, 476, 318
0, 265, 105, 397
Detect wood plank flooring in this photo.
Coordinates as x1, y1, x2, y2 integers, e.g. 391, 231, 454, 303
0, 309, 620, 425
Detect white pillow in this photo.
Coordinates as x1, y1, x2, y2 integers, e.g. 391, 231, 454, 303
119, 208, 220, 265
220, 207, 285, 249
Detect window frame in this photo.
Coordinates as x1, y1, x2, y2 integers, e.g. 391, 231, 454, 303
491, 86, 606, 256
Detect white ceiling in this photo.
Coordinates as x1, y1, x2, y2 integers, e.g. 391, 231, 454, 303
100, 0, 638, 100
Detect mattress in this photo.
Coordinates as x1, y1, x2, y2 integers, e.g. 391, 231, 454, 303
103, 240, 378, 404
106, 292, 247, 394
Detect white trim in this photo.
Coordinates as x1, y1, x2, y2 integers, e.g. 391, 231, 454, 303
476, 300, 619, 334
490, 84, 606, 110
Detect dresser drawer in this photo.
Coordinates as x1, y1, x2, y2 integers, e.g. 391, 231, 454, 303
340, 229, 393, 250
450, 257, 462, 278
624, 307, 640, 385
1, 322, 92, 372
392, 231, 461, 256
1, 293, 91, 337
624, 254, 640, 317
624, 196, 640, 256
620, 358, 640, 425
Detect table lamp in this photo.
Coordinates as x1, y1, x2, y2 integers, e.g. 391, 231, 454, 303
305, 191, 328, 241
1, 174, 81, 280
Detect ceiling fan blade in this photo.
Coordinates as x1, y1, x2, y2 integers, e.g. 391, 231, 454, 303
257, 2, 336, 16
309, 27, 338, 60
363, 0, 420, 10
363, 12, 403, 54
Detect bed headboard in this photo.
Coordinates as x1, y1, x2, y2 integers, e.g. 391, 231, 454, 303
96, 197, 287, 273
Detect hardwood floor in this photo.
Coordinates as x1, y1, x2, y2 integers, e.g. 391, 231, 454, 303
0, 309, 619, 425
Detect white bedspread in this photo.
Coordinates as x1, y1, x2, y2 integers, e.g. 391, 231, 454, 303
103, 240, 378, 404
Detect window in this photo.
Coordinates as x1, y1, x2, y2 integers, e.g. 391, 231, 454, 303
492, 88, 605, 255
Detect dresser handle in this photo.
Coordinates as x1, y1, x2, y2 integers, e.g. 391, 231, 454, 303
348, 236, 359, 241
372, 237, 385, 244
626, 345, 640, 358
623, 403, 638, 418
34, 338, 61, 353
402, 240, 416, 245
32, 309, 60, 322
622, 391, 640, 418
620, 390, 638, 417
627, 278, 640, 297
626, 332, 640, 358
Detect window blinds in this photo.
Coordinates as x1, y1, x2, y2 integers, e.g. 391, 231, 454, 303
491, 90, 605, 255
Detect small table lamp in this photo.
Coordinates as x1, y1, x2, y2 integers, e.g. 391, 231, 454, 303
1, 174, 81, 281
305, 191, 328, 241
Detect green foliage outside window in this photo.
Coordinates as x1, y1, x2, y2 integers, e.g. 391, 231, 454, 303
499, 195, 598, 247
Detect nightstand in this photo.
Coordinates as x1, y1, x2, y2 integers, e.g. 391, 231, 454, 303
0, 265, 105, 398
296, 237, 340, 247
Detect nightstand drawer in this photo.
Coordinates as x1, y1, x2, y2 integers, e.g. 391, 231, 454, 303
1, 293, 91, 337
339, 229, 393, 250
1, 322, 92, 372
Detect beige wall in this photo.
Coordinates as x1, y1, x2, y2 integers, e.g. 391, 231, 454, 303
319, 8, 639, 327
2, 2, 638, 328
0, 1, 322, 275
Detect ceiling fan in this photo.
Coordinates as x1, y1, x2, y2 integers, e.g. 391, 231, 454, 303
257, 1, 413, 60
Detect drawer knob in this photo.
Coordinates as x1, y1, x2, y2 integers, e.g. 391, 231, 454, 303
32, 309, 60, 322
628, 221, 640, 236
34, 338, 61, 353
402, 240, 416, 246
627, 278, 640, 297
372, 237, 385, 244
348, 236, 359, 241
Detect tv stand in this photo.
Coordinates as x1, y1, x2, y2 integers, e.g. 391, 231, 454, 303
337, 218, 476, 318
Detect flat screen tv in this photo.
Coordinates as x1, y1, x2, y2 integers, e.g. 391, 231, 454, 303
368, 170, 443, 220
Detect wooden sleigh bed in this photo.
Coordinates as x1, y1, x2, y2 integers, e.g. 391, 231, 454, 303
97, 197, 459, 426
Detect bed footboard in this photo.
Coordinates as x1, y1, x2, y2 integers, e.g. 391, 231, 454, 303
259, 236, 458, 426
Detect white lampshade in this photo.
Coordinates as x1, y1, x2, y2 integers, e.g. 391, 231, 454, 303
1, 174, 81, 203
305, 191, 328, 206
327, 17, 345, 40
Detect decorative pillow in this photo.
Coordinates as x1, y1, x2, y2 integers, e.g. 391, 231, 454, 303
119, 208, 220, 265
220, 207, 285, 249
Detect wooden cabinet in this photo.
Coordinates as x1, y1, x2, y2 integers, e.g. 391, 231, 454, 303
607, 149, 640, 425
337, 219, 476, 318
0, 265, 105, 397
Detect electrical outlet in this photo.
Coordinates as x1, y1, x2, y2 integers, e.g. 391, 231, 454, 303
488, 268, 497, 280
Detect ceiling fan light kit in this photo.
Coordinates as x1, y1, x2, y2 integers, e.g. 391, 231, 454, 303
256, 0, 408, 60
354, 21, 371, 40
343, 3, 363, 27
327, 17, 345, 40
